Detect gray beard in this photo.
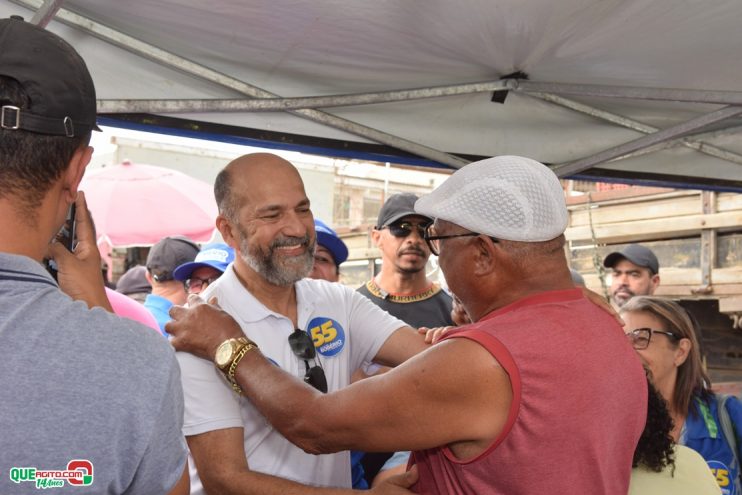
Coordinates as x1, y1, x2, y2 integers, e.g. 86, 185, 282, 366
239, 232, 315, 287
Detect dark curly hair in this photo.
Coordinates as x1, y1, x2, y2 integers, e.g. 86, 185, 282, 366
633, 375, 676, 472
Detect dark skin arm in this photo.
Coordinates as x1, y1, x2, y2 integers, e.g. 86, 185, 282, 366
168, 298, 511, 458
168, 288, 614, 455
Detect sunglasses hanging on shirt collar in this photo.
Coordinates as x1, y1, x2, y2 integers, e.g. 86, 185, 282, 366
288, 329, 328, 393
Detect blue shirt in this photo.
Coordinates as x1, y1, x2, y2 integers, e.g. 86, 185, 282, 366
351, 450, 368, 489
682, 394, 742, 495
143, 293, 173, 337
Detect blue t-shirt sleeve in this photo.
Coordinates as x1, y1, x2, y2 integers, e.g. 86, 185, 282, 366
124, 357, 188, 494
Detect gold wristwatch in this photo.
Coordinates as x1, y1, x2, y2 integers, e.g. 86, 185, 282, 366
215, 337, 250, 370
214, 337, 259, 394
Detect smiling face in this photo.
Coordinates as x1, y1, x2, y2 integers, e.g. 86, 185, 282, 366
219, 154, 316, 287
622, 309, 689, 402
372, 214, 432, 275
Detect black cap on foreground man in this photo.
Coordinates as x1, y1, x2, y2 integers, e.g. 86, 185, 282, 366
0, 17, 188, 494
0, 16, 99, 137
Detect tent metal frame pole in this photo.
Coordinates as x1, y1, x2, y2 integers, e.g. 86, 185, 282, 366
98, 81, 511, 113
513, 80, 742, 106
15, 0, 742, 174
525, 92, 742, 166
685, 124, 742, 142
11, 0, 468, 169
99, 80, 742, 114
98, 80, 742, 114
552, 106, 742, 177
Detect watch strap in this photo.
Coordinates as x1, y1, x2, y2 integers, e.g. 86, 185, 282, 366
226, 341, 258, 395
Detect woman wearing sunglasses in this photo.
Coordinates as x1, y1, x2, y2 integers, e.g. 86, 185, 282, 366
622, 296, 742, 494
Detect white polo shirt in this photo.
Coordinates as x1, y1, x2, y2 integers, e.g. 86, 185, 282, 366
178, 265, 405, 489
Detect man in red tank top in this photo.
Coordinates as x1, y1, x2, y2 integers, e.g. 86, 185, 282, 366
169, 155, 648, 495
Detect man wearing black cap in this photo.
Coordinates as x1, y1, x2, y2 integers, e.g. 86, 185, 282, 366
0, 16, 188, 494
361, 192, 453, 330
357, 193, 454, 483
116, 265, 152, 303
143, 235, 200, 335
603, 243, 661, 309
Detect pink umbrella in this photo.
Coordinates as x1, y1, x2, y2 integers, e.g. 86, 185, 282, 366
79, 160, 218, 246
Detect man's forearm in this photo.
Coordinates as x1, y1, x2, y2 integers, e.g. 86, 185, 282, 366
197, 451, 416, 495
230, 348, 338, 454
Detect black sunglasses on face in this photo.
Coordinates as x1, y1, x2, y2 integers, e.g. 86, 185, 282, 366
288, 329, 328, 393
626, 328, 681, 350
423, 223, 498, 256
384, 221, 431, 238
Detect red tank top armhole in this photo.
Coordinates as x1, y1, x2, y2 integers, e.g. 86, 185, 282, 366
439, 329, 522, 464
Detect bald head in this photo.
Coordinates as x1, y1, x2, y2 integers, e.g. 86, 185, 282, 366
214, 153, 304, 221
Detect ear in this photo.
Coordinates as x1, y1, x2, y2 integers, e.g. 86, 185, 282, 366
62, 145, 93, 202
470, 236, 498, 276
370, 228, 382, 247
216, 214, 238, 249
144, 270, 154, 285
674, 338, 692, 367
649, 274, 661, 294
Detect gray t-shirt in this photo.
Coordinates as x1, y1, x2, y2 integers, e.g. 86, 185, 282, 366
0, 253, 187, 494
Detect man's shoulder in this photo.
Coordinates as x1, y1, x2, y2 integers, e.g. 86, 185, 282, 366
2, 273, 164, 346
297, 277, 354, 296
75, 304, 176, 361
143, 293, 172, 309
2, 289, 178, 401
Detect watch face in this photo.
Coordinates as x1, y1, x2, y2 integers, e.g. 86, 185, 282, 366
215, 340, 235, 368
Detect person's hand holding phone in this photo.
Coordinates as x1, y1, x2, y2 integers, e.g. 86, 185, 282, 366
47, 191, 113, 312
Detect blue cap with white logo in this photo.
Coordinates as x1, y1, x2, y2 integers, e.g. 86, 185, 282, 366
173, 242, 235, 281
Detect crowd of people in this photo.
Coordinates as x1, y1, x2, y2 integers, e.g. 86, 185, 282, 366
1, 14, 739, 495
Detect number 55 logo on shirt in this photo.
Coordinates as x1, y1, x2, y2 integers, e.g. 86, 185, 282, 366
308, 317, 346, 357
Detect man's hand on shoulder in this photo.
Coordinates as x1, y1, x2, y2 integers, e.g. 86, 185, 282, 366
168, 295, 245, 361
418, 325, 454, 344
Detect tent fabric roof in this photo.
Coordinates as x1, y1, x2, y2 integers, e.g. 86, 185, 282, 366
3, 0, 742, 190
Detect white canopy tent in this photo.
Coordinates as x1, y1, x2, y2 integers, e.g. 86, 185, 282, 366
3, 0, 742, 190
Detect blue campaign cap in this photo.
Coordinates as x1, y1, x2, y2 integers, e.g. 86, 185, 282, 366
314, 219, 348, 266
173, 242, 235, 281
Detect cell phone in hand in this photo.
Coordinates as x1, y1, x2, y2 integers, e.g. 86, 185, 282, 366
45, 203, 77, 280
57, 202, 77, 252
